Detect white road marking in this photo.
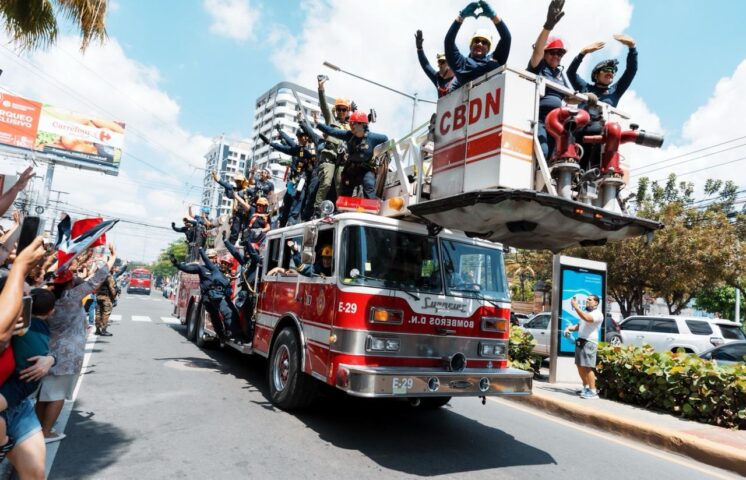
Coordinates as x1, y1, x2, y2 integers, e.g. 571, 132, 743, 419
109, 314, 122, 321
131, 315, 152, 322
160, 316, 181, 325
489, 397, 737, 480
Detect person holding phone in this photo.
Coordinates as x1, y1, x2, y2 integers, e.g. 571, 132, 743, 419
564, 294, 604, 399
0, 289, 56, 457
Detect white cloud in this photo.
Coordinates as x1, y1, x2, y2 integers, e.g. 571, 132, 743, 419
0, 35, 212, 262
620, 60, 746, 192
203, 0, 260, 42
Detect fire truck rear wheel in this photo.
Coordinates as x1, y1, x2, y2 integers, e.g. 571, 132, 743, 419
268, 328, 317, 410
186, 303, 198, 342
195, 306, 218, 349
413, 397, 452, 409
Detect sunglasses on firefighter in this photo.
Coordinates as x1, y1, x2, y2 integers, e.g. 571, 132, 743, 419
599, 67, 617, 74
437, 59, 446, 65
545, 49, 565, 57
335, 106, 349, 112
471, 38, 490, 46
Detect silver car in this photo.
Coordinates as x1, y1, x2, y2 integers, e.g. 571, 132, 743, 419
699, 340, 746, 365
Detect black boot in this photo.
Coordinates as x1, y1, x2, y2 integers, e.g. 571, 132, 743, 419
100, 329, 113, 337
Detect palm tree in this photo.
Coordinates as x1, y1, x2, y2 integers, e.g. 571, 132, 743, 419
0, 0, 107, 52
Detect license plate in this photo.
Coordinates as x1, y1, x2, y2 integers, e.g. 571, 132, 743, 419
392, 377, 414, 394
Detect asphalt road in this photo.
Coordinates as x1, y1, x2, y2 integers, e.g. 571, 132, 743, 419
48, 294, 738, 479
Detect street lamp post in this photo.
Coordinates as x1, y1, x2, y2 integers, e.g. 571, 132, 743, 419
323, 61, 436, 132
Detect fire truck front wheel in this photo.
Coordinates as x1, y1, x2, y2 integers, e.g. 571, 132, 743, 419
268, 328, 317, 410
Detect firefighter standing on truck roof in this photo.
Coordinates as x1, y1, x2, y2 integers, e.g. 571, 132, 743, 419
258, 128, 315, 227
232, 195, 271, 252
527, 0, 569, 161
253, 168, 275, 210
211, 170, 254, 244
316, 112, 388, 200
169, 248, 243, 342
415, 30, 456, 97
444, 0, 511, 90
316, 76, 351, 210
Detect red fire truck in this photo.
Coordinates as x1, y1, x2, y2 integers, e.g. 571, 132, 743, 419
172, 66, 662, 409
127, 268, 153, 295
175, 212, 530, 409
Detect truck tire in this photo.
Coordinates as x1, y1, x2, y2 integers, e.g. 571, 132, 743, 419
195, 305, 218, 349
268, 328, 317, 410
413, 397, 452, 409
186, 303, 198, 342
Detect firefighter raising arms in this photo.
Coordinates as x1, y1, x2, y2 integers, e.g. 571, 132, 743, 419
443, 0, 511, 90
315, 112, 388, 200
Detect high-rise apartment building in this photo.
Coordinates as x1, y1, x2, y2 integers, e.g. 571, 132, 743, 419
249, 81, 335, 169
201, 136, 251, 218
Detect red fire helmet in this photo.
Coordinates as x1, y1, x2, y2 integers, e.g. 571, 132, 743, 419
545, 37, 567, 54
349, 111, 368, 125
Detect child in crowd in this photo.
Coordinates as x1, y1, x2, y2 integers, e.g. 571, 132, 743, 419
0, 287, 55, 460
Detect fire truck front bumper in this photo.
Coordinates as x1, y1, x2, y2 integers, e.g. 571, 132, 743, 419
336, 365, 532, 398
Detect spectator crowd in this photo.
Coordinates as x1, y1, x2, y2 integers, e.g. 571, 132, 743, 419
0, 166, 125, 479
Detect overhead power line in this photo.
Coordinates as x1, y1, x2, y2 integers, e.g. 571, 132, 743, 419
632, 135, 746, 175
632, 143, 746, 178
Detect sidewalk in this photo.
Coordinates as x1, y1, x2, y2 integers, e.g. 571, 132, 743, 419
509, 358, 746, 477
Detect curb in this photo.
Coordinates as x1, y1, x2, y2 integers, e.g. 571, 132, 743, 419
508, 392, 746, 477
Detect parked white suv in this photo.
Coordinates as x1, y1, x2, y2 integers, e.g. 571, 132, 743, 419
618, 315, 745, 353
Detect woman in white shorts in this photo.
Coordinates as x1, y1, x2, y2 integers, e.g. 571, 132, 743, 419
37, 249, 115, 442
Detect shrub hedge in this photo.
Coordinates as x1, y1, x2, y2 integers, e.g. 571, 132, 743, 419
509, 327, 542, 374
596, 344, 746, 429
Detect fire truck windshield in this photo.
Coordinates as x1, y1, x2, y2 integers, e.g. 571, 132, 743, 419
440, 239, 509, 302
341, 226, 442, 294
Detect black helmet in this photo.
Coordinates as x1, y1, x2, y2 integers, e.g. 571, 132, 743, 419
295, 128, 308, 138
592, 59, 619, 82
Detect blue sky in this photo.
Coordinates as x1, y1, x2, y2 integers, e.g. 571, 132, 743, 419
3, 0, 743, 261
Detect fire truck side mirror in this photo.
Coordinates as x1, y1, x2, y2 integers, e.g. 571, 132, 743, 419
302, 224, 318, 266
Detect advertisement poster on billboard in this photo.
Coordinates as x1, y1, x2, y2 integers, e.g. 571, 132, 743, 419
555, 256, 607, 355
0, 92, 125, 175
35, 104, 125, 173
0, 93, 42, 150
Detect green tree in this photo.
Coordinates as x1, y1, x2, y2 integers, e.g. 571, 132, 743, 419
0, 0, 108, 52
695, 285, 745, 321
505, 250, 552, 302
566, 175, 741, 317
149, 240, 187, 279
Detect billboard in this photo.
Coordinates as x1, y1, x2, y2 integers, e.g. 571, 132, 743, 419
0, 94, 42, 150
0, 92, 125, 175
550, 255, 607, 359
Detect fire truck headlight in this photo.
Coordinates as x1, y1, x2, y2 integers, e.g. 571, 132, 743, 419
366, 335, 401, 352
479, 342, 507, 359
370, 307, 404, 325
384, 339, 400, 351
481, 317, 508, 333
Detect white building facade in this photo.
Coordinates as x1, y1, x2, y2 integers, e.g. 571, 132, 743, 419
201, 137, 251, 218
250, 81, 335, 170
